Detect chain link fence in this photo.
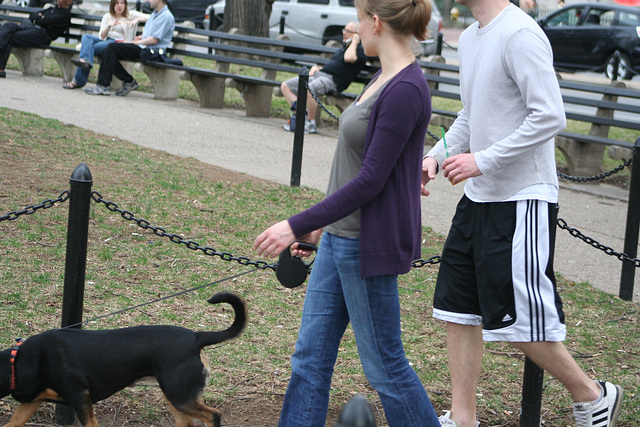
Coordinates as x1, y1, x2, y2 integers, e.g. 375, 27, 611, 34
2, 180, 638, 274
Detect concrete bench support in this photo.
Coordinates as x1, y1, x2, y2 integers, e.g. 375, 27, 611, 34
12, 47, 44, 76
136, 63, 180, 100
45, 48, 76, 83
182, 71, 226, 108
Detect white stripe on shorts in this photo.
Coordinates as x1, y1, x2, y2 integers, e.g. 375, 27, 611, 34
483, 200, 566, 342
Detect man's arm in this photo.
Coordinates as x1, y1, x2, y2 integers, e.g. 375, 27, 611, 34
343, 34, 360, 63
132, 36, 160, 46
31, 7, 70, 28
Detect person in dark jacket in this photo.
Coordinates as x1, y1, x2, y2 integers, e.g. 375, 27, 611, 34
0, 0, 73, 77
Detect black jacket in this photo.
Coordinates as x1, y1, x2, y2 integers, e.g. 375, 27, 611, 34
29, 5, 71, 40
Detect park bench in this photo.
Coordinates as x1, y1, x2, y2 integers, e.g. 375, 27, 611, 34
418, 59, 640, 176
0, 3, 375, 117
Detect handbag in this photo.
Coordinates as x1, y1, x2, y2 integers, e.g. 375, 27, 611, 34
140, 48, 183, 66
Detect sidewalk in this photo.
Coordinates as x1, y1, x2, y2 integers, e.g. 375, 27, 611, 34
0, 72, 638, 303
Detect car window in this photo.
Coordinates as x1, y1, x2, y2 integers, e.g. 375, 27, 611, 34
298, 0, 330, 4
339, 0, 355, 6
583, 10, 601, 26
599, 11, 615, 27
545, 7, 584, 27
618, 10, 640, 27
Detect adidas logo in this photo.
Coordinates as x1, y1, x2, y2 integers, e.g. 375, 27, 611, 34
502, 314, 513, 322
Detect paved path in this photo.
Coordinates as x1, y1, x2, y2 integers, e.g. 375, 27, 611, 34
1, 72, 638, 302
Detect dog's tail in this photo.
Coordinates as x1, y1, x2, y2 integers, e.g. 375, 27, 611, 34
196, 291, 247, 348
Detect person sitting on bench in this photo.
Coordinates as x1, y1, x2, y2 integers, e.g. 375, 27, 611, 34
280, 21, 367, 134
0, 0, 73, 78
84, 0, 173, 97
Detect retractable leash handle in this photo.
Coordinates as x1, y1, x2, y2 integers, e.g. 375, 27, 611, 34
276, 241, 318, 288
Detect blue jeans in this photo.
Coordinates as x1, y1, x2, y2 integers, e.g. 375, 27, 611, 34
73, 34, 114, 87
279, 233, 438, 427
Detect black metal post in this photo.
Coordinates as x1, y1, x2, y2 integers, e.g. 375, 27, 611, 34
436, 32, 443, 56
208, 11, 214, 54
611, 53, 620, 81
290, 67, 309, 187
619, 137, 640, 301
55, 163, 93, 425
519, 357, 544, 427
280, 13, 286, 35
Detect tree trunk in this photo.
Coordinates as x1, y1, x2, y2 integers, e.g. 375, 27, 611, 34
223, 0, 273, 37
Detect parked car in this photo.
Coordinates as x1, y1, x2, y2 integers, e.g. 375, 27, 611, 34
140, 0, 218, 27
204, 0, 442, 55
538, 2, 640, 80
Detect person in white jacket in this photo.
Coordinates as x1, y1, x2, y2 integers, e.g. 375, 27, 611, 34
62, 0, 147, 89
421, 1, 624, 426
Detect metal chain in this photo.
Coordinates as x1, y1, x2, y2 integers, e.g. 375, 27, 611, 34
411, 255, 442, 269
0, 191, 70, 223
90, 191, 277, 271
304, 80, 341, 120
557, 158, 633, 182
426, 128, 440, 142
280, 22, 342, 42
557, 218, 640, 268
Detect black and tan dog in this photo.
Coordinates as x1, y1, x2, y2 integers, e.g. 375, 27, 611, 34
0, 291, 247, 427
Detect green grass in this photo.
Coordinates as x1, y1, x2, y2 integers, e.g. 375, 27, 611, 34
0, 109, 638, 426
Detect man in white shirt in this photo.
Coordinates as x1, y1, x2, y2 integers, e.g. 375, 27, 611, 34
421, 1, 623, 426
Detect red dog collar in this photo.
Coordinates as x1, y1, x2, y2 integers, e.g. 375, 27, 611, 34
9, 338, 24, 391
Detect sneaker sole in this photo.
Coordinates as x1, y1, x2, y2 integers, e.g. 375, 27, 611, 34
609, 385, 623, 426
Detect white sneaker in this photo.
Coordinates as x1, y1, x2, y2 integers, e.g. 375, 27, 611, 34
573, 381, 623, 427
304, 118, 317, 134
438, 411, 479, 427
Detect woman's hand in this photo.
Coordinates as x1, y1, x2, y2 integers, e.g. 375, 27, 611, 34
421, 156, 438, 196
290, 229, 323, 258
254, 220, 296, 258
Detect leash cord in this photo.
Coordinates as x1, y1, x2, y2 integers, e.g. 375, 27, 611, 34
61, 267, 259, 330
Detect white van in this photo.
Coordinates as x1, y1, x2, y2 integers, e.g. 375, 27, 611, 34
205, 0, 442, 53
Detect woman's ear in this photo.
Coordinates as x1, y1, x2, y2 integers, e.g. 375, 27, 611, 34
371, 14, 382, 34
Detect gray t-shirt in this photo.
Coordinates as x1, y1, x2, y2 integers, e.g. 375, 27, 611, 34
325, 78, 389, 237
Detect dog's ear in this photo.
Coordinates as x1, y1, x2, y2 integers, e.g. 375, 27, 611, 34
0, 348, 11, 398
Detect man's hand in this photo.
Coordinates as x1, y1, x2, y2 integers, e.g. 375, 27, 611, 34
309, 65, 321, 76
442, 153, 481, 185
421, 156, 438, 196
254, 220, 296, 258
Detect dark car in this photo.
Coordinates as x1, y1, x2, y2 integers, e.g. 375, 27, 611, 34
538, 2, 640, 80
139, 0, 217, 27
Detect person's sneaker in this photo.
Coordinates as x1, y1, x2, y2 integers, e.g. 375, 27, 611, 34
573, 381, 623, 427
283, 113, 296, 132
115, 80, 139, 96
438, 411, 479, 427
304, 119, 317, 134
84, 85, 110, 95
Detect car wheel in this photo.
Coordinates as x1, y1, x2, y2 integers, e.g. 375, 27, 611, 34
605, 51, 633, 80
8, 0, 30, 7
323, 27, 342, 46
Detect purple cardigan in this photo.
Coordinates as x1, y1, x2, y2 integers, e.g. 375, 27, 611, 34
288, 62, 431, 277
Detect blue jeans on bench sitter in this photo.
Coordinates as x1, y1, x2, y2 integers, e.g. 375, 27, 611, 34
73, 34, 114, 87
278, 233, 438, 427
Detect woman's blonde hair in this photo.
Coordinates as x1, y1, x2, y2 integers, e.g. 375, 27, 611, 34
110, 0, 129, 18
355, 0, 432, 41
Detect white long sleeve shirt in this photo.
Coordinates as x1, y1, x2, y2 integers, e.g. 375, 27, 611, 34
428, 4, 566, 203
